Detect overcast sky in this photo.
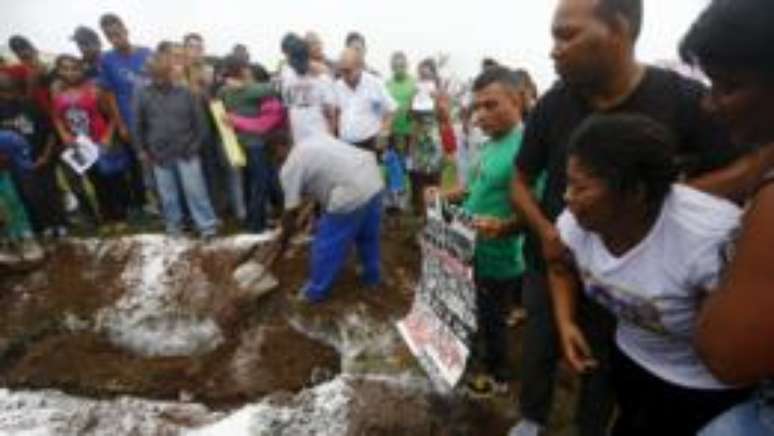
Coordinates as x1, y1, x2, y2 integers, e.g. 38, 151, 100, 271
1, 0, 708, 89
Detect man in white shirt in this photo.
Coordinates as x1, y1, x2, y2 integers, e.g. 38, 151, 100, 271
334, 48, 397, 152
266, 130, 385, 303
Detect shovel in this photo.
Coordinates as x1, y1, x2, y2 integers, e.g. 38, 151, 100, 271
231, 203, 317, 292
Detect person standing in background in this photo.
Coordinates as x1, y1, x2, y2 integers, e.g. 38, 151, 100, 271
0, 72, 67, 239
132, 54, 218, 239
52, 55, 130, 234
334, 48, 397, 153
98, 13, 153, 219
71, 26, 103, 81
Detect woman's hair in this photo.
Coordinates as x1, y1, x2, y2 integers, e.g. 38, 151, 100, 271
281, 33, 310, 76
568, 113, 679, 211
418, 58, 438, 81
680, 0, 774, 78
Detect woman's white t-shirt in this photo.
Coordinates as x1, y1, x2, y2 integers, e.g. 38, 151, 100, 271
557, 184, 742, 390
281, 67, 336, 143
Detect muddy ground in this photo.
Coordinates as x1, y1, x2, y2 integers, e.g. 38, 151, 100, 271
0, 222, 579, 435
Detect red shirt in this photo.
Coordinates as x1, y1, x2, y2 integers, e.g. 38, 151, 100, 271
52, 84, 109, 143
1, 63, 53, 116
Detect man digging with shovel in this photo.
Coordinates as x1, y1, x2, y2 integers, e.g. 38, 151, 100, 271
236, 129, 385, 304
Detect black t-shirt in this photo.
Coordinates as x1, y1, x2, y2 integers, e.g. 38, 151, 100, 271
0, 99, 52, 159
515, 66, 749, 269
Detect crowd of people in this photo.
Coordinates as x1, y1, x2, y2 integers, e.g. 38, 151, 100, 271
1, 0, 773, 434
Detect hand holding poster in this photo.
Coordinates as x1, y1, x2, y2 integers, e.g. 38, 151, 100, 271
61, 134, 100, 174
210, 100, 246, 168
396, 199, 478, 390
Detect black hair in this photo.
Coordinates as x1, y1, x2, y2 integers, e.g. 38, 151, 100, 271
282, 34, 310, 76
54, 54, 83, 70
345, 32, 365, 47
156, 40, 174, 54
679, 0, 774, 78
418, 58, 438, 81
568, 113, 678, 211
595, 0, 643, 41
221, 55, 249, 79
250, 63, 270, 83
473, 66, 523, 92
99, 13, 124, 29
184, 33, 203, 45
8, 35, 34, 53
481, 58, 499, 70
72, 26, 100, 45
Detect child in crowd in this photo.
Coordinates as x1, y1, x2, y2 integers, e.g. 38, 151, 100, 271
52, 54, 131, 233
408, 59, 444, 217
132, 54, 218, 238
0, 130, 44, 262
0, 71, 68, 238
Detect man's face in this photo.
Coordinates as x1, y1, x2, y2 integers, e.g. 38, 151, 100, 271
703, 66, 774, 145
150, 57, 174, 85
551, 0, 615, 89
77, 39, 101, 61
391, 55, 407, 78
339, 53, 362, 87
102, 23, 130, 51
184, 38, 204, 62
306, 36, 324, 60
473, 82, 522, 138
348, 39, 366, 58
12, 45, 37, 64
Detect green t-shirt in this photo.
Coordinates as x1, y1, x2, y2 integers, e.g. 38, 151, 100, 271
221, 82, 276, 145
463, 127, 525, 280
387, 75, 416, 136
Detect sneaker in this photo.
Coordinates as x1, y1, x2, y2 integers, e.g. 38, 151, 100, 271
0, 248, 21, 266
465, 374, 508, 399
20, 239, 45, 262
507, 419, 543, 436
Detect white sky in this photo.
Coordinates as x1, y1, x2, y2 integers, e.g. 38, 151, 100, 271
1, 0, 709, 90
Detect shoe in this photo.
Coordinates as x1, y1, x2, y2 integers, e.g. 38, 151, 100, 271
55, 226, 69, 239
0, 248, 21, 266
20, 239, 45, 262
464, 374, 508, 399
507, 419, 543, 436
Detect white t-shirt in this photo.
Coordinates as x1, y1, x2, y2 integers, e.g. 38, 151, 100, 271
412, 80, 436, 112
280, 134, 384, 214
281, 67, 336, 143
334, 72, 398, 143
557, 185, 742, 390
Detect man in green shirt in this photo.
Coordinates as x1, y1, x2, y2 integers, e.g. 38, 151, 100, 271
430, 66, 527, 392
386, 51, 416, 151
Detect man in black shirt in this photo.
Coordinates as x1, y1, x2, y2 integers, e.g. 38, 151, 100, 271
509, 0, 768, 435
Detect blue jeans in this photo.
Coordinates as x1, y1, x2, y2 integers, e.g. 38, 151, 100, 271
152, 156, 218, 236
305, 193, 383, 302
700, 393, 774, 436
245, 144, 281, 233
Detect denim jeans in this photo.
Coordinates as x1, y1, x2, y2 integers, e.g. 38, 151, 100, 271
152, 156, 218, 236
244, 144, 281, 233
700, 392, 774, 436
305, 193, 383, 302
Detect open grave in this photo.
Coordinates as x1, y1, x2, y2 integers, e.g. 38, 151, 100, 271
0, 228, 568, 436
